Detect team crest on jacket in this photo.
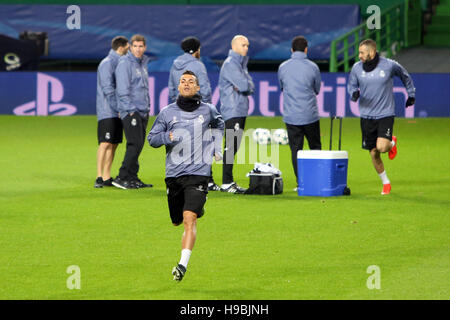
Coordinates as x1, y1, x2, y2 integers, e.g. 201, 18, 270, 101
380, 70, 386, 77
197, 115, 204, 123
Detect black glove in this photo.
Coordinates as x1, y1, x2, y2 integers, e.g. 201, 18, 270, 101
351, 91, 360, 102
405, 97, 415, 108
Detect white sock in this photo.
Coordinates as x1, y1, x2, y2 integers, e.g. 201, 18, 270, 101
179, 249, 192, 269
378, 171, 390, 185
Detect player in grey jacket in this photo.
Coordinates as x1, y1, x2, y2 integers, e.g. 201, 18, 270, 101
218, 35, 254, 193
168, 36, 220, 191
278, 36, 322, 187
112, 34, 152, 190
95, 36, 129, 188
115, 50, 150, 120
348, 39, 415, 195
148, 70, 224, 282
168, 36, 212, 103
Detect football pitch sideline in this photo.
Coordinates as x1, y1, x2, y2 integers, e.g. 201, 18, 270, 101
0, 115, 448, 300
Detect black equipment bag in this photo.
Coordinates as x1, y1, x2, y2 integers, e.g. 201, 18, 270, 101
245, 173, 283, 195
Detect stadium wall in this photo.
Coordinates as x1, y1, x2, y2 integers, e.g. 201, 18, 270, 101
0, 4, 360, 61
1, 72, 448, 118
0, 0, 403, 10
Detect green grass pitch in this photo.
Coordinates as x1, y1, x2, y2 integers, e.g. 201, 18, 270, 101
0, 115, 448, 300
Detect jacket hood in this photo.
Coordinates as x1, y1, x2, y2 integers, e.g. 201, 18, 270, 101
173, 53, 196, 70
108, 49, 120, 60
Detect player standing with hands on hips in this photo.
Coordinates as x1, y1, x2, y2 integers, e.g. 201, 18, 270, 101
148, 71, 224, 282
348, 39, 415, 195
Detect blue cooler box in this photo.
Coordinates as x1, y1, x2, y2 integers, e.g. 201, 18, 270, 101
297, 150, 348, 197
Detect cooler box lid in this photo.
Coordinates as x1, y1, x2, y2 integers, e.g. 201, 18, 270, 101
297, 150, 348, 159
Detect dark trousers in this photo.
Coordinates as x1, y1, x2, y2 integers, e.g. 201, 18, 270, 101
286, 121, 322, 182
118, 113, 148, 181
222, 117, 246, 184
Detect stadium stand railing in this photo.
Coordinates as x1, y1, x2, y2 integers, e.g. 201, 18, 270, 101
329, 0, 422, 72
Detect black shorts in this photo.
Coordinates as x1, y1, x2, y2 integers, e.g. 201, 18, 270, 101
165, 175, 208, 225
360, 116, 394, 150
97, 117, 123, 144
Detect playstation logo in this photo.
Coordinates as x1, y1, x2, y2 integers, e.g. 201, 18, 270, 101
13, 73, 77, 116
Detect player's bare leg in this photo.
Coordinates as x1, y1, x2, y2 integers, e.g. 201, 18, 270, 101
376, 137, 392, 154
370, 146, 391, 195
182, 210, 197, 250
102, 143, 118, 181
377, 136, 397, 160
95, 142, 111, 188
173, 211, 197, 282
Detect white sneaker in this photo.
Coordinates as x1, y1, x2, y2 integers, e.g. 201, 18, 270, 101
208, 182, 221, 191
220, 182, 246, 194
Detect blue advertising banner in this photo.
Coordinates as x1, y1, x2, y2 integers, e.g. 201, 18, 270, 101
0, 4, 359, 61
1, 71, 449, 118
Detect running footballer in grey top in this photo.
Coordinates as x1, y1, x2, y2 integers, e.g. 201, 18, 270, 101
148, 70, 224, 282
347, 39, 416, 195
168, 36, 219, 190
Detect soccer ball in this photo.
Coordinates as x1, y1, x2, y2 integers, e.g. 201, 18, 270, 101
272, 129, 289, 145
252, 128, 271, 145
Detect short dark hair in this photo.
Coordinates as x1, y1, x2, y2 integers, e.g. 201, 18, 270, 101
181, 70, 199, 85
292, 36, 308, 52
130, 34, 146, 46
359, 39, 377, 51
111, 36, 128, 51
